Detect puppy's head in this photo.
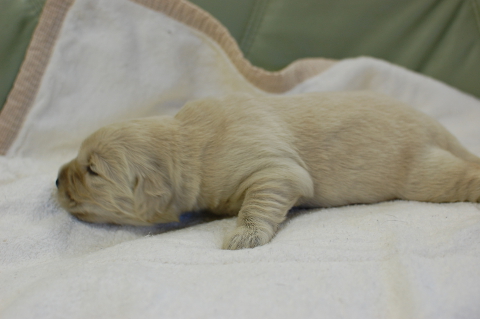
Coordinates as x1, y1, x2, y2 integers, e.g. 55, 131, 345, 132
56, 118, 181, 225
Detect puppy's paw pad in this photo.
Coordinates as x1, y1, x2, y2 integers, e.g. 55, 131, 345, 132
222, 226, 271, 250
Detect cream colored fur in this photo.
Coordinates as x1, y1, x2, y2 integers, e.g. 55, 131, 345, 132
56, 91, 480, 249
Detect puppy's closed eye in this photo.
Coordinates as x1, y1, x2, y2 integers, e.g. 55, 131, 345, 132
86, 165, 99, 176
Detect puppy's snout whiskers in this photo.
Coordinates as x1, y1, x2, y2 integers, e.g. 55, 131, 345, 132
65, 190, 75, 204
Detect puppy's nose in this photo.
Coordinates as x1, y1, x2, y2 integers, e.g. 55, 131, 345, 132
55, 178, 59, 188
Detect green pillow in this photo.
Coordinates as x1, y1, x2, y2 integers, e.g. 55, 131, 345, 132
0, 0, 47, 110
1, 0, 479, 113
191, 0, 480, 98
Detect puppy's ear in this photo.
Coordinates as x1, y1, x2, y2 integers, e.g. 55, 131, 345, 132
133, 174, 178, 224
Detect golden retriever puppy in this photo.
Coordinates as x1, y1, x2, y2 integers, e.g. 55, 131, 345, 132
56, 91, 480, 249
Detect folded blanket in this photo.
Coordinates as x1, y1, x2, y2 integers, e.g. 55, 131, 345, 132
1, 0, 479, 318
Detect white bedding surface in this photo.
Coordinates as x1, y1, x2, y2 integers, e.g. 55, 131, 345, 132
1, 0, 480, 318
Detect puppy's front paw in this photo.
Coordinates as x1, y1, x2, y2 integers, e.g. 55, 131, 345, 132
222, 225, 273, 250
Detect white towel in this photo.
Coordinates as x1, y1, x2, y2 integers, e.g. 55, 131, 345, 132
1, 0, 479, 318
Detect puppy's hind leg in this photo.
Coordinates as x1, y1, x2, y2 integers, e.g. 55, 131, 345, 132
401, 147, 480, 203
223, 167, 314, 250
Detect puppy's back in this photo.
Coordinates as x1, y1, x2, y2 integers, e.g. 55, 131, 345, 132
176, 91, 470, 207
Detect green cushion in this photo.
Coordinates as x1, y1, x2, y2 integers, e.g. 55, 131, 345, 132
190, 0, 480, 99
0, 0, 47, 111
0, 0, 479, 114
